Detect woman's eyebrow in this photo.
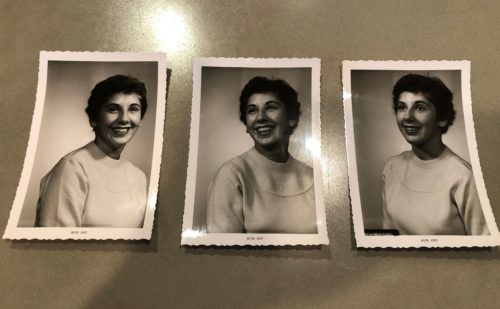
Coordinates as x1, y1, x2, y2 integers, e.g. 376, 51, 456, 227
397, 100, 429, 105
104, 101, 141, 106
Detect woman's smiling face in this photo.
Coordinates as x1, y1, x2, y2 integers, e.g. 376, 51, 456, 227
396, 91, 446, 148
93, 92, 142, 157
245, 93, 295, 151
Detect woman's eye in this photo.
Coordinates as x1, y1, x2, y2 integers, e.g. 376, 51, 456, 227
129, 105, 141, 112
416, 104, 427, 111
266, 103, 280, 111
396, 104, 406, 111
105, 105, 119, 113
246, 107, 257, 114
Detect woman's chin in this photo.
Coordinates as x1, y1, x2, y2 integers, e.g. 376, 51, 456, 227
95, 136, 133, 155
108, 131, 138, 146
254, 140, 286, 152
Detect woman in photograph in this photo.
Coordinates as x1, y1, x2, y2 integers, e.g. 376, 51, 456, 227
36, 75, 148, 227
382, 73, 489, 235
206, 76, 317, 234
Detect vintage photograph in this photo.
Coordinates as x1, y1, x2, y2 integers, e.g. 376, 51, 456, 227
3, 51, 167, 240
344, 60, 500, 248
182, 58, 328, 246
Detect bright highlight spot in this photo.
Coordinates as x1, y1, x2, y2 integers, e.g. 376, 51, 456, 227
306, 138, 321, 158
153, 10, 188, 52
182, 229, 206, 239
343, 90, 352, 100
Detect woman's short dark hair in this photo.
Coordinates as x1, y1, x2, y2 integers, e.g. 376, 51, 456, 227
392, 73, 456, 133
85, 74, 148, 123
239, 76, 301, 132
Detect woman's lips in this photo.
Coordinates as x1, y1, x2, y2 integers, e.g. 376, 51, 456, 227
110, 127, 131, 136
255, 125, 274, 136
403, 125, 420, 135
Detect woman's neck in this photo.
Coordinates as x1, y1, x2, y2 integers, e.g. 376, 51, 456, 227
411, 135, 445, 160
255, 140, 290, 163
94, 139, 124, 160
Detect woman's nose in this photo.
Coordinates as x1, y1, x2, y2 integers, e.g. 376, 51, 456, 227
118, 111, 130, 123
403, 108, 415, 120
257, 109, 267, 121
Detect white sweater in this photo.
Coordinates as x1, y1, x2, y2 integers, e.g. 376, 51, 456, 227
382, 147, 489, 235
207, 147, 317, 234
36, 142, 147, 228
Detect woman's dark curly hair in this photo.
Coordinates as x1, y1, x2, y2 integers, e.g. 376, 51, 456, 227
239, 76, 301, 133
392, 73, 456, 133
85, 74, 148, 123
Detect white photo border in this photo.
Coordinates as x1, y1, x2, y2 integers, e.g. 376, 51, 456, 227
3, 51, 167, 240
182, 57, 328, 246
343, 60, 500, 248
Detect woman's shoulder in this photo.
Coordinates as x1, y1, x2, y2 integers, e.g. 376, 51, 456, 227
289, 156, 313, 177
287, 157, 314, 189
121, 158, 147, 181
383, 150, 412, 170
214, 153, 248, 177
208, 156, 245, 189
42, 145, 92, 183
217, 149, 255, 170
212, 149, 262, 182
51, 143, 93, 170
443, 148, 473, 175
445, 148, 471, 168
57, 142, 95, 163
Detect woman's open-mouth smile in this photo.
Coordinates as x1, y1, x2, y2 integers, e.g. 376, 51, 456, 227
402, 124, 421, 135
110, 126, 133, 136
254, 125, 275, 136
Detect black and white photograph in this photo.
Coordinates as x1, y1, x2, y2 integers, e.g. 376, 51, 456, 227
3, 51, 167, 240
182, 58, 328, 246
343, 60, 500, 248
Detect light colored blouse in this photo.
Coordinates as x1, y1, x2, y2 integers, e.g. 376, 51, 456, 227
382, 147, 489, 235
207, 147, 317, 234
36, 142, 147, 228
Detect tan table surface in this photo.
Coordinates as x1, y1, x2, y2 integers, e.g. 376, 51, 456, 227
1, 1, 499, 308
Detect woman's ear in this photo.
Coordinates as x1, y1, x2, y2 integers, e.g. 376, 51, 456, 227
90, 120, 97, 128
438, 119, 448, 129
288, 118, 298, 128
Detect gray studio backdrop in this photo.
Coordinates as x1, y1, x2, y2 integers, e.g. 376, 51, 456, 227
191, 67, 313, 230
351, 70, 469, 230
17, 61, 158, 227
